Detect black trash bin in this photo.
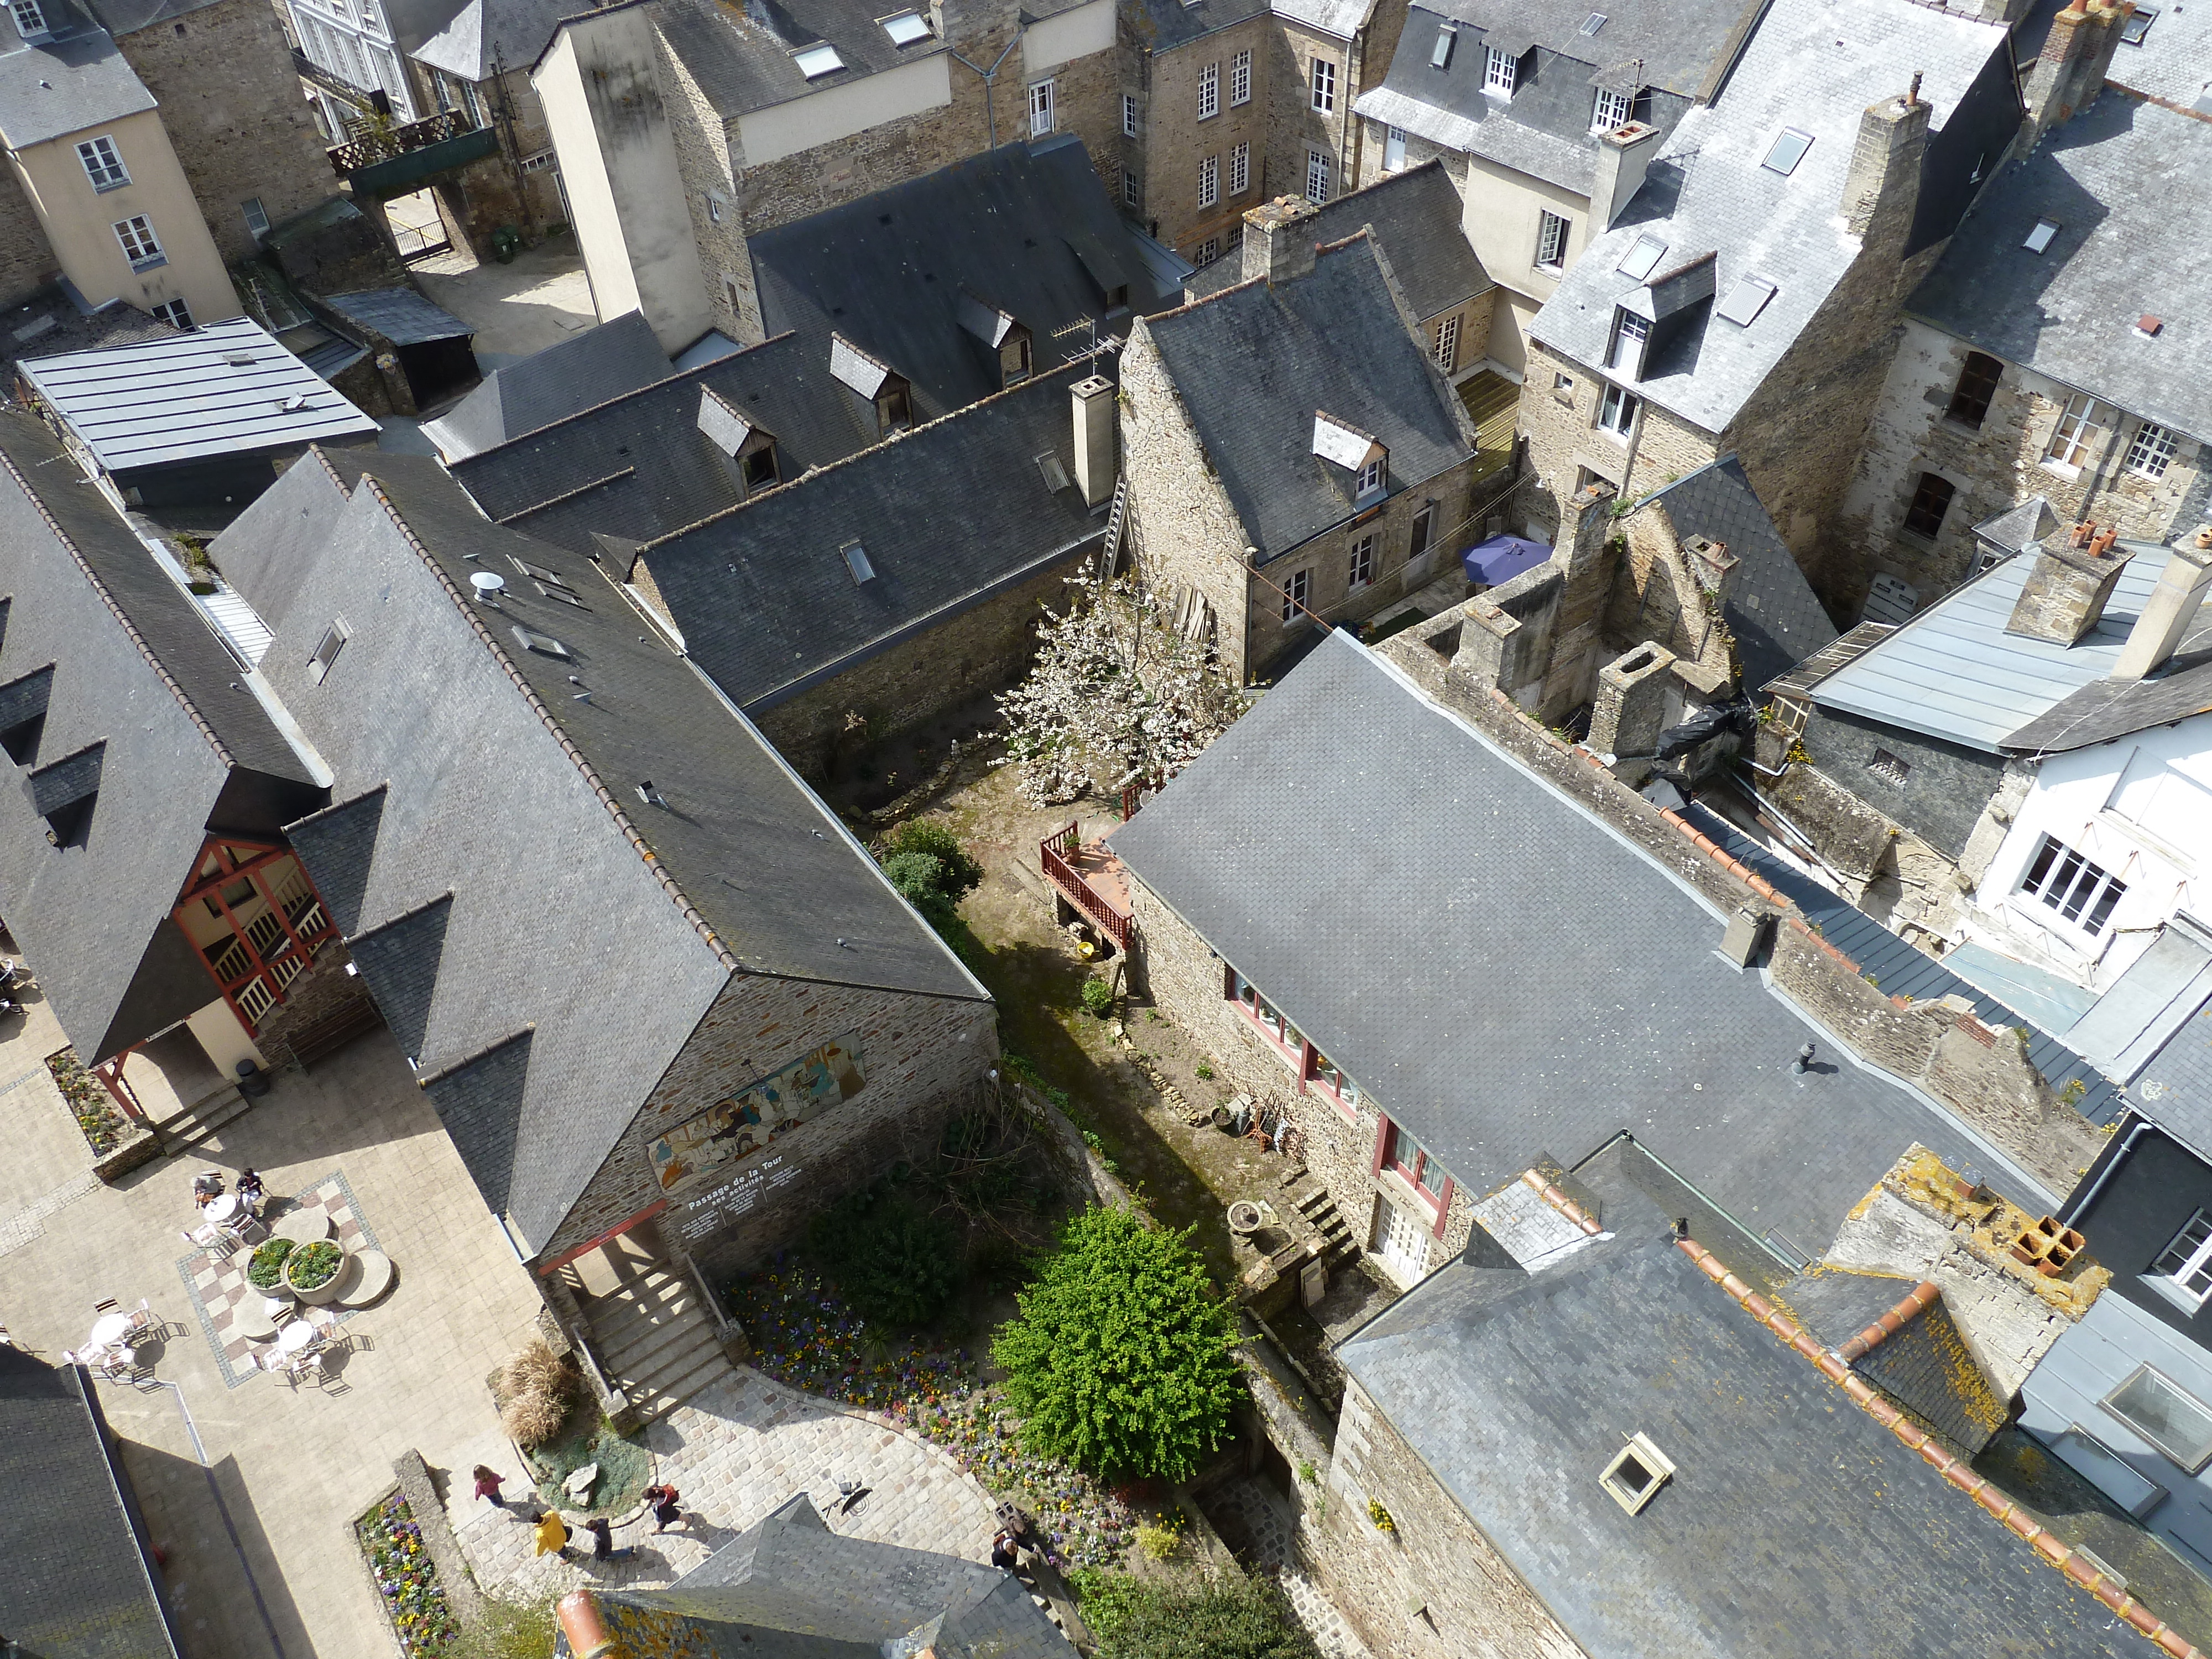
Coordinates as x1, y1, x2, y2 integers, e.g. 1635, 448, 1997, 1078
236, 1058, 270, 1099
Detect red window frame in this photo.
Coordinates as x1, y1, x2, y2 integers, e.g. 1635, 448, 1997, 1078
1303, 1045, 1359, 1118
1225, 967, 1361, 1118
1373, 1117, 1455, 1234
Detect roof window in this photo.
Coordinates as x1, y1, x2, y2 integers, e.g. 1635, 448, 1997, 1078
534, 582, 587, 608
1761, 128, 1813, 175
1616, 234, 1667, 281
307, 619, 348, 685
1598, 1432, 1676, 1515
1429, 23, 1455, 68
2103, 1364, 2212, 1473
510, 625, 570, 659
1580, 11, 1605, 32
880, 9, 931, 45
1036, 451, 1070, 492
510, 555, 570, 588
2121, 5, 2154, 43
843, 541, 877, 583
794, 43, 845, 78
1715, 275, 1776, 326
2023, 217, 2060, 254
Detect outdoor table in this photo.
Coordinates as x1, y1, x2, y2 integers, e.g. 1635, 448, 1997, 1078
88, 1313, 132, 1349
235, 1302, 281, 1342
274, 1210, 331, 1245
204, 1193, 239, 1223
276, 1319, 318, 1354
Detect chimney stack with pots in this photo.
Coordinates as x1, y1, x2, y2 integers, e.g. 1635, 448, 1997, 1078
1240, 196, 1321, 288
2004, 522, 2135, 644
2026, 0, 2135, 136
2112, 527, 2212, 681
1843, 84, 1932, 242
1070, 374, 1117, 508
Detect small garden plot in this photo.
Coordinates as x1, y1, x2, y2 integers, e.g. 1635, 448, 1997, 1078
358, 1491, 460, 1656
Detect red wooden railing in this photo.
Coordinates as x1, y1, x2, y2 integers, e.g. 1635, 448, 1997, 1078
1041, 821, 1132, 952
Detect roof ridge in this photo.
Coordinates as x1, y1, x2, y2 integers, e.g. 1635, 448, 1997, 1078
286, 779, 387, 833
344, 885, 452, 947
1834, 1277, 1941, 1362
354, 475, 741, 973
492, 464, 636, 525
0, 431, 234, 768
1676, 1233, 2201, 1655
1519, 1167, 1608, 1235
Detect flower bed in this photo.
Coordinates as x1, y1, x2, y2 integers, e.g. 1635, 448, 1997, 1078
357, 1491, 458, 1656
289, 1240, 343, 1291
246, 1239, 295, 1290
49, 1050, 123, 1156
727, 1265, 1136, 1568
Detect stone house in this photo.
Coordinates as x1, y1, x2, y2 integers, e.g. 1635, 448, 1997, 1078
1517, 0, 2022, 619
1836, 79, 2211, 617
1348, 0, 1760, 380
532, 0, 1120, 353
1120, 197, 1481, 684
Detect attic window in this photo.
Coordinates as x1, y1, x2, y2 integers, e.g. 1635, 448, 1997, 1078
1615, 235, 1667, 281
2024, 218, 2060, 254
0, 664, 52, 764
1036, 451, 1071, 492
843, 541, 877, 583
1598, 1433, 1677, 1515
1429, 24, 1455, 68
2121, 5, 2155, 42
879, 8, 930, 44
510, 556, 570, 588
794, 43, 845, 78
1356, 456, 1384, 496
11, 0, 49, 38
1715, 275, 1777, 326
2103, 1365, 2212, 1473
307, 619, 348, 684
29, 742, 102, 849
510, 625, 571, 659
1761, 128, 1813, 176
535, 582, 587, 607
1580, 11, 1605, 32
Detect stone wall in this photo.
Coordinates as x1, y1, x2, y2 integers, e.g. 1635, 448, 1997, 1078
654, 14, 759, 343
1265, 19, 1360, 206
0, 166, 56, 309
115, 0, 335, 264
750, 553, 1089, 778
1141, 19, 1274, 258
542, 969, 997, 1267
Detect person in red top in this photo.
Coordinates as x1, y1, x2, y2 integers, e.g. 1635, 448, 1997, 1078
642, 1484, 681, 1532
472, 1466, 507, 1509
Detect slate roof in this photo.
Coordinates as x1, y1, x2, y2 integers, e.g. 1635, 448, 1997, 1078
1781, 1269, 2008, 1452
0, 411, 324, 1063
447, 332, 874, 555
1629, 455, 1836, 689
321, 288, 473, 348
2132, 991, 2212, 1167
1272, 0, 1373, 38
1529, 0, 2016, 434
1182, 161, 1489, 321
2019, 0, 2212, 112
213, 450, 981, 1246
1109, 632, 2025, 1259
0, 4, 153, 148
1140, 237, 1472, 564
419, 311, 669, 462
1120, 0, 1267, 55
1354, 0, 1742, 194
593, 1492, 1069, 1656
0, 1347, 181, 1658
1339, 1173, 2165, 1659
18, 317, 378, 473
636, 364, 1106, 713
1804, 541, 2192, 753
410, 0, 575, 79
750, 136, 1167, 422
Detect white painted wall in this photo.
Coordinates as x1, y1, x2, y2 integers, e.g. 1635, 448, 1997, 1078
735, 53, 953, 169
1462, 156, 1587, 364
1966, 710, 2212, 990
1022, 0, 1114, 75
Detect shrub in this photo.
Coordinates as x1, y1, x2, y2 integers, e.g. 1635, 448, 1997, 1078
498, 1340, 582, 1451
500, 1339, 572, 1404
993, 1207, 1241, 1482
288, 1241, 343, 1290
500, 1389, 568, 1451
246, 1238, 296, 1290
1194, 1062, 1214, 1081
1073, 1569, 1321, 1659
1080, 977, 1114, 1018
878, 822, 983, 930
807, 1178, 963, 1328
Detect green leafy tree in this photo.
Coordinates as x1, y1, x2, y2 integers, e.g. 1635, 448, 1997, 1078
993, 1207, 1241, 1481
1073, 1570, 1321, 1659
877, 821, 984, 931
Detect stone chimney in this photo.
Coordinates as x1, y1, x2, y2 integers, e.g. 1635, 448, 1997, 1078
1588, 122, 1661, 235
2026, 0, 2134, 137
1589, 640, 1679, 785
2004, 521, 2135, 644
1240, 196, 1320, 288
1070, 374, 1116, 508
1843, 82, 1931, 243
2112, 528, 2212, 680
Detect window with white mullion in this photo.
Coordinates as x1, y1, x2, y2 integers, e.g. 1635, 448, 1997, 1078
1484, 44, 1517, 95
2125, 421, 2178, 480
1229, 142, 1248, 196
1230, 49, 1251, 106
1198, 61, 1218, 120
1305, 147, 1330, 204
1592, 85, 1631, 132
1311, 57, 1336, 113
2156, 1210, 2212, 1307
2044, 392, 2107, 469
77, 136, 129, 191
1198, 154, 1218, 208
2018, 832, 2128, 937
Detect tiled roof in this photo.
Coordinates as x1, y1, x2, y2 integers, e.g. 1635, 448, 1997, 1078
420, 311, 670, 461
0, 3, 153, 148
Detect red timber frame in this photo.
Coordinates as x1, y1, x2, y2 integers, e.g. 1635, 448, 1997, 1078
173, 836, 337, 1035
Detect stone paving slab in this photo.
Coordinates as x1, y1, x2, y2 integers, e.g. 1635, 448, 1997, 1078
457, 1367, 999, 1603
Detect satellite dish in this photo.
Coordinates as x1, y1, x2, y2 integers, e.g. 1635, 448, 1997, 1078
470, 571, 507, 598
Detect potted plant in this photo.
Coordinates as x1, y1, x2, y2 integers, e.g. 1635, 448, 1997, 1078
285, 1240, 348, 1305
247, 1238, 295, 1291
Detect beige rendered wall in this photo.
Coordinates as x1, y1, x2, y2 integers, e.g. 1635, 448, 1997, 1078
1462, 156, 1585, 364
9, 110, 239, 324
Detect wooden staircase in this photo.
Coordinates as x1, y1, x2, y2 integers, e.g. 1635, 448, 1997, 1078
572, 1251, 731, 1424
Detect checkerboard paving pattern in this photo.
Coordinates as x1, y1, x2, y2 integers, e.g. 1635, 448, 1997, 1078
174, 1168, 382, 1388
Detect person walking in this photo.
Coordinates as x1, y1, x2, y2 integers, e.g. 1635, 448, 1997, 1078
585, 1517, 635, 1562
990, 1529, 1021, 1573
531, 1511, 572, 1560
471, 1466, 507, 1509
642, 1483, 682, 1533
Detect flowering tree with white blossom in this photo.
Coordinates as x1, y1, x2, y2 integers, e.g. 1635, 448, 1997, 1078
994, 574, 1245, 805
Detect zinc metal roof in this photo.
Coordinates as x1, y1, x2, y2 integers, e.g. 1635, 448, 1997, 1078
1805, 545, 2168, 753
18, 316, 377, 472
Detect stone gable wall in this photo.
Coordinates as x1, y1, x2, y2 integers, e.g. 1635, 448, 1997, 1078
1142, 20, 1275, 258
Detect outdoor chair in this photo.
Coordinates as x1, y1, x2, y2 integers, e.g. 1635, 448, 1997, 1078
222, 1213, 268, 1246
92, 1297, 119, 1316
127, 1298, 156, 1337
184, 1223, 236, 1259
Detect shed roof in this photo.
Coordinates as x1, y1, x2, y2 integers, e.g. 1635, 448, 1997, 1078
0, 9, 153, 148
420, 310, 669, 461
1109, 632, 2022, 1260
18, 317, 377, 472
321, 288, 474, 348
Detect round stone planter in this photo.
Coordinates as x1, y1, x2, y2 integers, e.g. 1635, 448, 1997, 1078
286, 1247, 352, 1305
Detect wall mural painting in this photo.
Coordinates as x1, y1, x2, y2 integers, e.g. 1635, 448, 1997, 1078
647, 1035, 866, 1192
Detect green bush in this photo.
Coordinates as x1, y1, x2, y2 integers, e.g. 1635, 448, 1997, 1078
993, 1207, 1241, 1481
878, 822, 983, 930
807, 1178, 963, 1328
288, 1240, 342, 1290
246, 1238, 296, 1290
1071, 1569, 1320, 1659
1081, 977, 1114, 1018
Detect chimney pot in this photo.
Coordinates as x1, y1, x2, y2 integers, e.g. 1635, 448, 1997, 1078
2138, 314, 2163, 336
1907, 71, 1923, 107
2006, 536, 2137, 644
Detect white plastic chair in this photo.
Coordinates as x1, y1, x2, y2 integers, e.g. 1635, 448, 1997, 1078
183, 1223, 236, 1259
127, 1298, 155, 1337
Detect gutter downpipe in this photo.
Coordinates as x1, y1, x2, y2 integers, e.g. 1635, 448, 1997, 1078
950, 25, 1025, 148
2060, 1114, 2154, 1227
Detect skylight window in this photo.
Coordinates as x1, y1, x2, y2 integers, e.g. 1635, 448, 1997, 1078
843, 541, 877, 583
1429, 23, 1455, 68
512, 625, 571, 658
2023, 217, 2060, 253
1761, 128, 1813, 175
1715, 275, 1777, 326
1036, 451, 1070, 492
880, 9, 930, 45
794, 43, 845, 78
2121, 6, 2154, 43
1580, 11, 1605, 32
1599, 1433, 1677, 1515
1616, 234, 1667, 281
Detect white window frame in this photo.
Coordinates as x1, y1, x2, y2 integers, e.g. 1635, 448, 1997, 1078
1311, 56, 1336, 113
1122, 92, 1138, 137
149, 298, 192, 329
1355, 456, 1384, 495
2044, 392, 2106, 471
1384, 125, 1407, 170
1282, 567, 1311, 623
1305, 147, 1330, 204
1229, 141, 1248, 196
1535, 209, 1569, 272
1374, 1198, 1430, 1284
241, 197, 270, 238
1198, 153, 1218, 208
77, 136, 130, 192
1606, 307, 1650, 373
1597, 382, 1638, 437
2125, 421, 2178, 480
1348, 533, 1375, 589
1434, 312, 1459, 373
113, 215, 164, 270
1484, 44, 1517, 96
1193, 236, 1219, 267
2017, 832, 2127, 938
1123, 168, 1139, 208
1592, 85, 1632, 132
11, 0, 49, 37
1028, 77, 1055, 138
1198, 61, 1219, 121
2152, 1210, 2212, 1311
1230, 48, 1251, 106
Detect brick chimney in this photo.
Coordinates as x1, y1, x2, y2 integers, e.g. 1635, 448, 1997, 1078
2004, 521, 2135, 644
1240, 196, 1320, 288
1588, 121, 1661, 235
2026, 0, 2134, 137
1070, 374, 1116, 508
1843, 82, 1931, 243
2112, 527, 2212, 680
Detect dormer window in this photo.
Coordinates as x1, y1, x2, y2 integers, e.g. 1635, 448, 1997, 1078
0, 664, 53, 765
1592, 86, 1633, 132
30, 742, 103, 848
740, 442, 778, 491
875, 382, 910, 435
697, 384, 779, 495
1313, 411, 1386, 503
828, 332, 912, 437
1605, 306, 1650, 375
1483, 45, 1516, 96
1356, 456, 1384, 495
11, 0, 49, 38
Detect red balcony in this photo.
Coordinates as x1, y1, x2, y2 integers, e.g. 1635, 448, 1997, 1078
1041, 821, 1133, 954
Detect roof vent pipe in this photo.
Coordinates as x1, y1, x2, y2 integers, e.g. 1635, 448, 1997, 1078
469, 571, 506, 601
2112, 528, 2212, 681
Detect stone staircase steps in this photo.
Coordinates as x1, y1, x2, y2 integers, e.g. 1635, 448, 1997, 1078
583, 1264, 730, 1425
1287, 1173, 1358, 1266
155, 1084, 252, 1156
